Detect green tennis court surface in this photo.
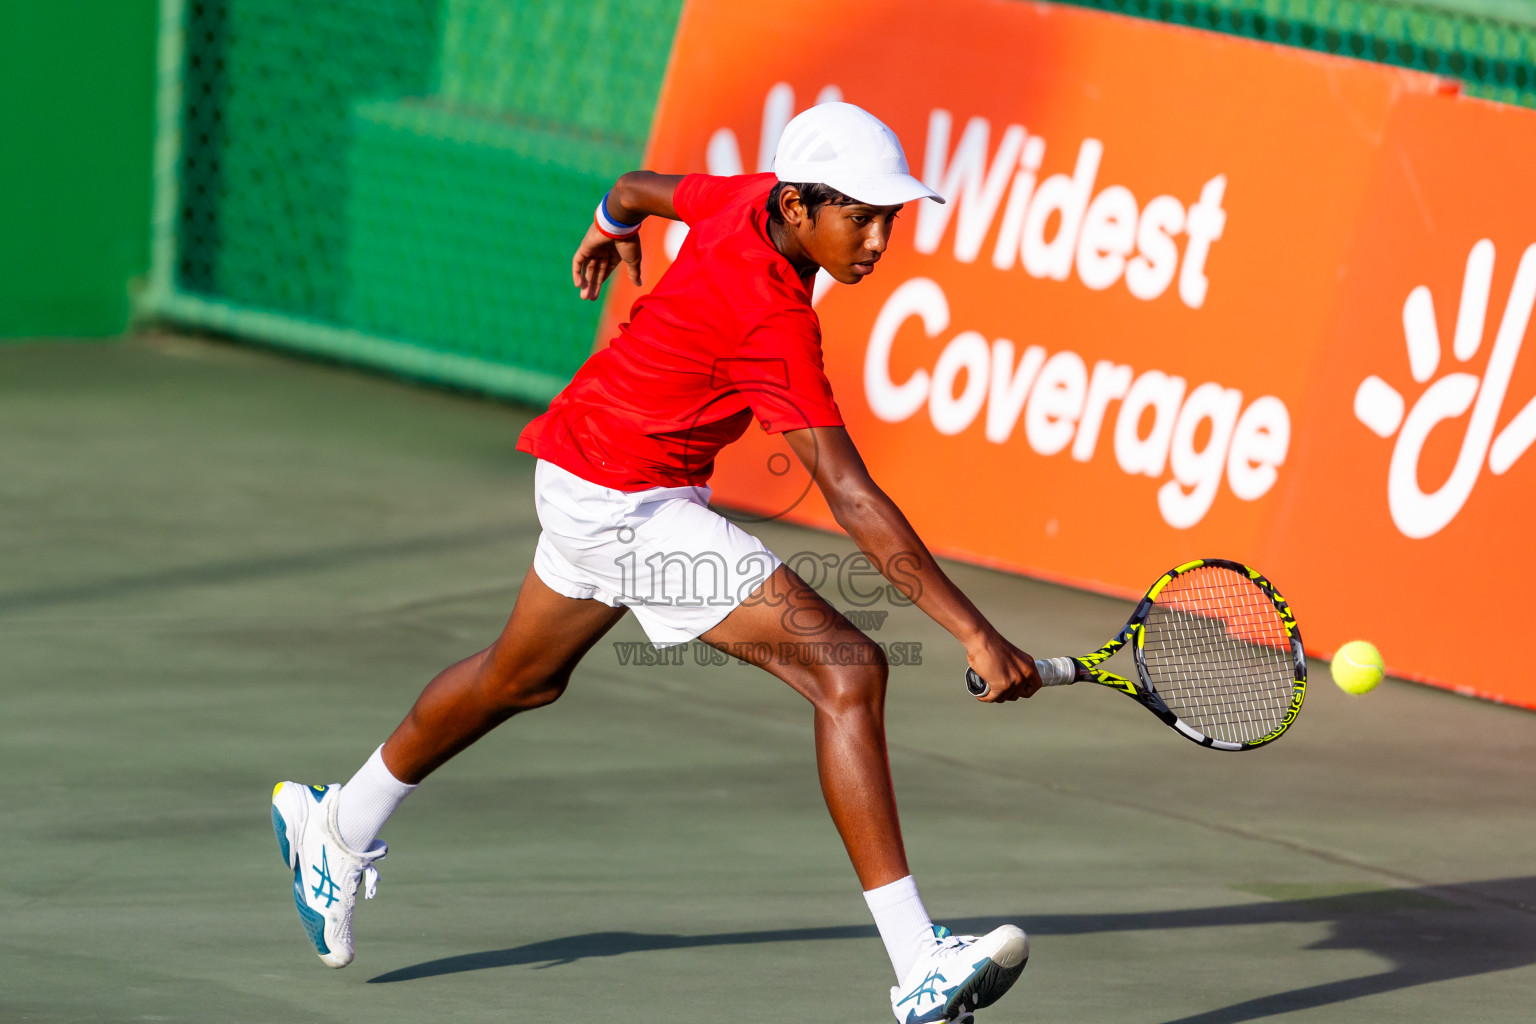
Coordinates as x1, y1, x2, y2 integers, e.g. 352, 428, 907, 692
3, 335, 1533, 1023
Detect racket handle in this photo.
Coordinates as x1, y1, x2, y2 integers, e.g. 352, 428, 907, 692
1035, 656, 1079, 686
965, 657, 1078, 696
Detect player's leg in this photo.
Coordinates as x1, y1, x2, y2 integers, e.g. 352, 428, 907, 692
701, 564, 907, 889
700, 564, 1026, 1023
377, 564, 629, 785
273, 565, 626, 967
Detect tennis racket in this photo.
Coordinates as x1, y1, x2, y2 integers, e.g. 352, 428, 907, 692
966, 558, 1306, 750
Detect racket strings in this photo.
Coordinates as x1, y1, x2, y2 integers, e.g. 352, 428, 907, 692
1140, 566, 1297, 745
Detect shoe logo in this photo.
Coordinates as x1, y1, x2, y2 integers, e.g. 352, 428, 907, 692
310, 846, 341, 908
308, 784, 328, 802
896, 967, 948, 1007
1353, 239, 1536, 538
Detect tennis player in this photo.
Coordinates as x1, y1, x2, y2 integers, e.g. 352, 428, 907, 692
272, 102, 1039, 1024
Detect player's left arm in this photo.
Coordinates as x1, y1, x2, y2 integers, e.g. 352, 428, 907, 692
782, 425, 1042, 702
573, 171, 685, 301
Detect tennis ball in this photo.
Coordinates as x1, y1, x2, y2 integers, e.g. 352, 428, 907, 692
1331, 641, 1384, 695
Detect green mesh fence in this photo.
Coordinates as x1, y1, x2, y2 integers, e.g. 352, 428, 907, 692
146, 0, 1535, 403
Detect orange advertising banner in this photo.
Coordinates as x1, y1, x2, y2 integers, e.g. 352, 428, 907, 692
601, 0, 1536, 708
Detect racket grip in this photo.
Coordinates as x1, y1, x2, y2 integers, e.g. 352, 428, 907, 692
965, 657, 1078, 696
1035, 656, 1079, 686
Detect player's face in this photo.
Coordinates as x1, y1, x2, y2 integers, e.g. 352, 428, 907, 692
808, 203, 903, 284
777, 192, 903, 285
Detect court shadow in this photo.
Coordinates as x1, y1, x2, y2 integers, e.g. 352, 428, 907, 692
369, 875, 1536, 1023
951, 875, 1536, 1024
367, 924, 877, 981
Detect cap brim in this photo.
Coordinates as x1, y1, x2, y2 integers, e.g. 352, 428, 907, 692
826, 173, 945, 206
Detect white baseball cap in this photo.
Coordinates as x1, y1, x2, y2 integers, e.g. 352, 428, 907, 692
772, 102, 945, 207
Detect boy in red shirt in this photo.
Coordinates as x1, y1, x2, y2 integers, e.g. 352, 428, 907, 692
273, 103, 1039, 1024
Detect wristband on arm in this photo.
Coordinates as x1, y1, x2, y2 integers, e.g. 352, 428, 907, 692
594, 190, 642, 239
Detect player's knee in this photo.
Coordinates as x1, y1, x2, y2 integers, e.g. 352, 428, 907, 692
810, 645, 888, 717
483, 663, 570, 712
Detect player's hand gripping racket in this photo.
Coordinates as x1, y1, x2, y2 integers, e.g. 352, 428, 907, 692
966, 559, 1307, 750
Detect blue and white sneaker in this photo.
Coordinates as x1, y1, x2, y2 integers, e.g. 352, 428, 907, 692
270, 781, 387, 968
889, 924, 1029, 1023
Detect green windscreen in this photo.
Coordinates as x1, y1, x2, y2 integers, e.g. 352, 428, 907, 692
149, 0, 1535, 403
159, 0, 683, 401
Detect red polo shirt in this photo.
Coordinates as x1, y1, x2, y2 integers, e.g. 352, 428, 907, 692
516, 172, 844, 490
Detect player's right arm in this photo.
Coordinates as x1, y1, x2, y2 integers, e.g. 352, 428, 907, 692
783, 425, 1043, 703
572, 171, 685, 301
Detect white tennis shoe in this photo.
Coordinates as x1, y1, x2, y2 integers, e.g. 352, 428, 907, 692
889, 924, 1029, 1024
270, 781, 386, 968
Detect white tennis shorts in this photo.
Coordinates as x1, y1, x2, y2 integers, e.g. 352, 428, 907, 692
531, 459, 783, 647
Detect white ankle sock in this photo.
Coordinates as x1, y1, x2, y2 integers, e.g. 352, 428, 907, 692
335, 745, 416, 851
863, 874, 938, 981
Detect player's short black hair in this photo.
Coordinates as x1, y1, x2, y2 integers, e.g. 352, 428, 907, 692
766, 181, 860, 225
